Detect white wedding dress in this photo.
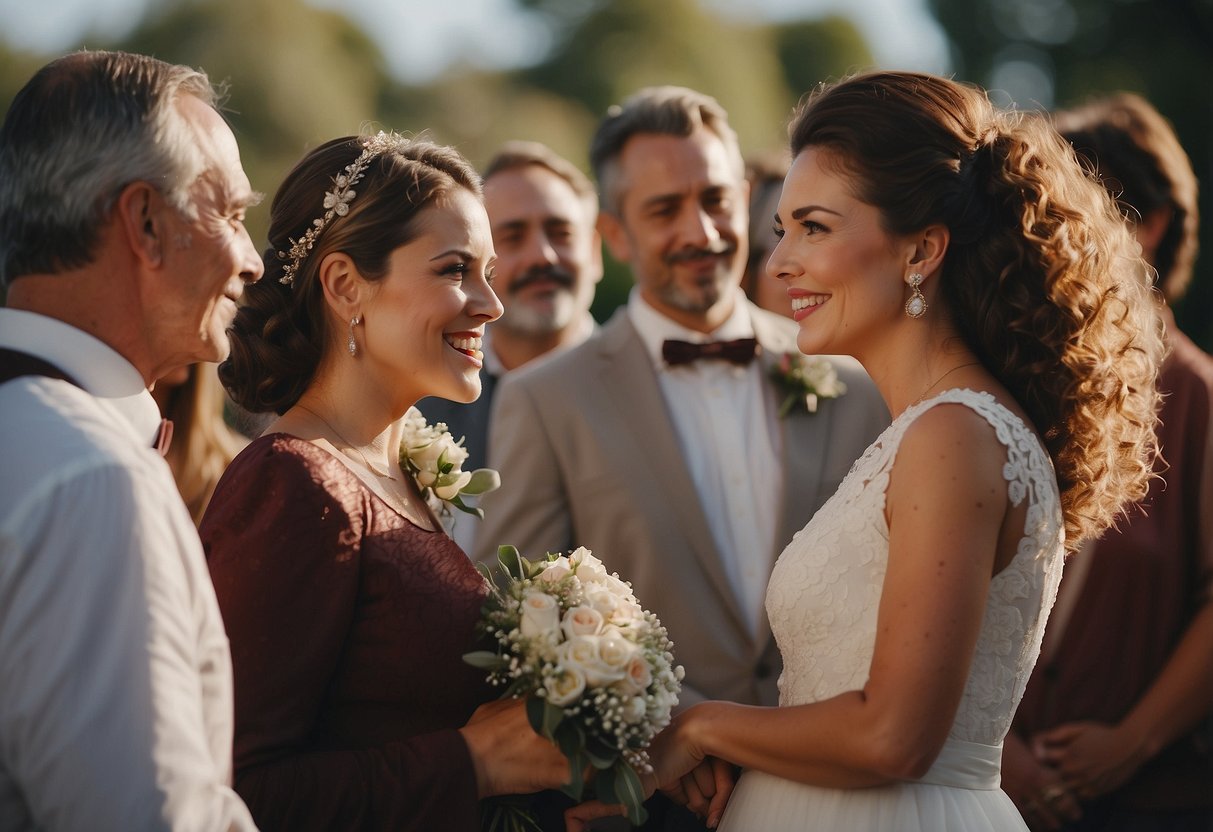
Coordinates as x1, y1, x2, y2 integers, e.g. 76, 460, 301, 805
720, 389, 1065, 831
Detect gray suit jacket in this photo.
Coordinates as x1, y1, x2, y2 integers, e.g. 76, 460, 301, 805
474, 303, 889, 706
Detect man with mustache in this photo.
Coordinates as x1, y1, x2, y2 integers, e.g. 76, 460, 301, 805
476, 86, 887, 830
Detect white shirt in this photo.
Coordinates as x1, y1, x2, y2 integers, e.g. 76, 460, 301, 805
628, 290, 782, 634
0, 309, 256, 831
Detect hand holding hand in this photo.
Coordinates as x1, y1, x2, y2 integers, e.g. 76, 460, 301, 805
1034, 720, 1146, 801
459, 698, 570, 798
1002, 732, 1081, 830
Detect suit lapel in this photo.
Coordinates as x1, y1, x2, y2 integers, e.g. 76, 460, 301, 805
595, 312, 751, 635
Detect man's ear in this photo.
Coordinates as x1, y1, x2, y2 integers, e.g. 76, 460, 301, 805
588, 228, 605, 286
116, 181, 166, 267
597, 211, 632, 264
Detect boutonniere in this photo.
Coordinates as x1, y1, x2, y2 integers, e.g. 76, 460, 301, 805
399, 407, 500, 519
771, 353, 847, 417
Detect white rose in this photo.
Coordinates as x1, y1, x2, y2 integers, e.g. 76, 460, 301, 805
608, 598, 644, 625
597, 634, 637, 671
433, 470, 472, 500
414, 468, 438, 488
583, 586, 619, 618
602, 573, 634, 601
538, 556, 572, 584
560, 636, 625, 687
544, 667, 586, 707
519, 591, 560, 639
622, 654, 653, 694
570, 547, 609, 583
561, 605, 604, 640
409, 438, 446, 469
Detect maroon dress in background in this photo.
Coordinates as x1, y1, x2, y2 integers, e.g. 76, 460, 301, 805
1014, 324, 1213, 819
200, 434, 494, 831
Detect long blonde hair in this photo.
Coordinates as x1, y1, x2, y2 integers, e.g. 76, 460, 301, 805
159, 363, 246, 525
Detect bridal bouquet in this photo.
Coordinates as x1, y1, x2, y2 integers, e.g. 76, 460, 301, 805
398, 407, 499, 518
465, 545, 684, 829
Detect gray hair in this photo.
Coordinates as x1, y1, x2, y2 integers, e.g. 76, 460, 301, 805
589, 85, 743, 216
0, 50, 219, 286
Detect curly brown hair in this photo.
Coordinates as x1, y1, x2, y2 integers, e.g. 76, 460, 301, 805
789, 71, 1165, 546
220, 134, 481, 415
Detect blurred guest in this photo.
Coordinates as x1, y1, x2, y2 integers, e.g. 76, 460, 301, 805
0, 50, 261, 828
1004, 92, 1213, 832
419, 141, 601, 549
476, 85, 887, 831
202, 132, 567, 831
152, 362, 247, 525
742, 151, 792, 317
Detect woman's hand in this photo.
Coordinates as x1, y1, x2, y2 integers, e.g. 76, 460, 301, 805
1002, 732, 1081, 831
658, 757, 736, 828
459, 699, 570, 798
1034, 720, 1146, 801
565, 705, 735, 830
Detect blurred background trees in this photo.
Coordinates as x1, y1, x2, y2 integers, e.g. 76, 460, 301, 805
1, 0, 1209, 347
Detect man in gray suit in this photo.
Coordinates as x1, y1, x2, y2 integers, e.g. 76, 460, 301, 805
476, 87, 887, 716
420, 141, 602, 474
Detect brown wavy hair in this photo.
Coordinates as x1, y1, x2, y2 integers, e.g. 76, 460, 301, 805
1054, 92, 1200, 303
220, 134, 481, 415
789, 71, 1165, 546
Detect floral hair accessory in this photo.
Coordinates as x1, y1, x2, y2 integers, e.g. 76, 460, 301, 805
278, 131, 398, 286
772, 352, 847, 417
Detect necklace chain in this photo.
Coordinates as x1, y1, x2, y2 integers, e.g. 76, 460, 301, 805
913, 361, 981, 406
295, 403, 395, 479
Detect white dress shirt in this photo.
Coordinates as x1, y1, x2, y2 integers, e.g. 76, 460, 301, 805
628, 290, 782, 634
0, 309, 256, 831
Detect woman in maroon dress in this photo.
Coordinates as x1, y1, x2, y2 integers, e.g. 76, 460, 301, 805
200, 133, 567, 831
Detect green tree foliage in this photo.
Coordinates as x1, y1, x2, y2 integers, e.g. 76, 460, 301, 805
0, 0, 876, 319
929, 0, 1213, 348
775, 16, 875, 97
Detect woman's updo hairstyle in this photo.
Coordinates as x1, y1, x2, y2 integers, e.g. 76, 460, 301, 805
221, 134, 481, 415
788, 71, 1164, 547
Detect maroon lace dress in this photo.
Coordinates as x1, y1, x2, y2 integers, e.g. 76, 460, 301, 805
201, 434, 493, 831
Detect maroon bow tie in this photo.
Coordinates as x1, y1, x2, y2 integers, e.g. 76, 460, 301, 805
662, 337, 760, 367
153, 418, 174, 457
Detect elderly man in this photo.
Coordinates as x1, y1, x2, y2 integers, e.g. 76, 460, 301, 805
0, 51, 262, 829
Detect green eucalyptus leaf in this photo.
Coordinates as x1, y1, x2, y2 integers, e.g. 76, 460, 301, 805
462, 468, 501, 495
462, 650, 506, 670
558, 749, 587, 801
497, 545, 522, 580
612, 761, 648, 825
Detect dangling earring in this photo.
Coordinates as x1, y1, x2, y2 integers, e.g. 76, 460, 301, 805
904, 273, 927, 319
347, 314, 361, 356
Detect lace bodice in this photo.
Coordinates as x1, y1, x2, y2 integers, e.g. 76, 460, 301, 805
766, 389, 1065, 744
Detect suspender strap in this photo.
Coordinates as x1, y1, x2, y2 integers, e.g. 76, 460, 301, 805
0, 347, 81, 388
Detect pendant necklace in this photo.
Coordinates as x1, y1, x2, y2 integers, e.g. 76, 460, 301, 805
295, 403, 396, 480
912, 361, 982, 407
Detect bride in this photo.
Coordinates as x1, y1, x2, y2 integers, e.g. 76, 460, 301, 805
570, 70, 1164, 831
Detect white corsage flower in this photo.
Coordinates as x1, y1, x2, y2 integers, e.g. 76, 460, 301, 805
398, 407, 499, 518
